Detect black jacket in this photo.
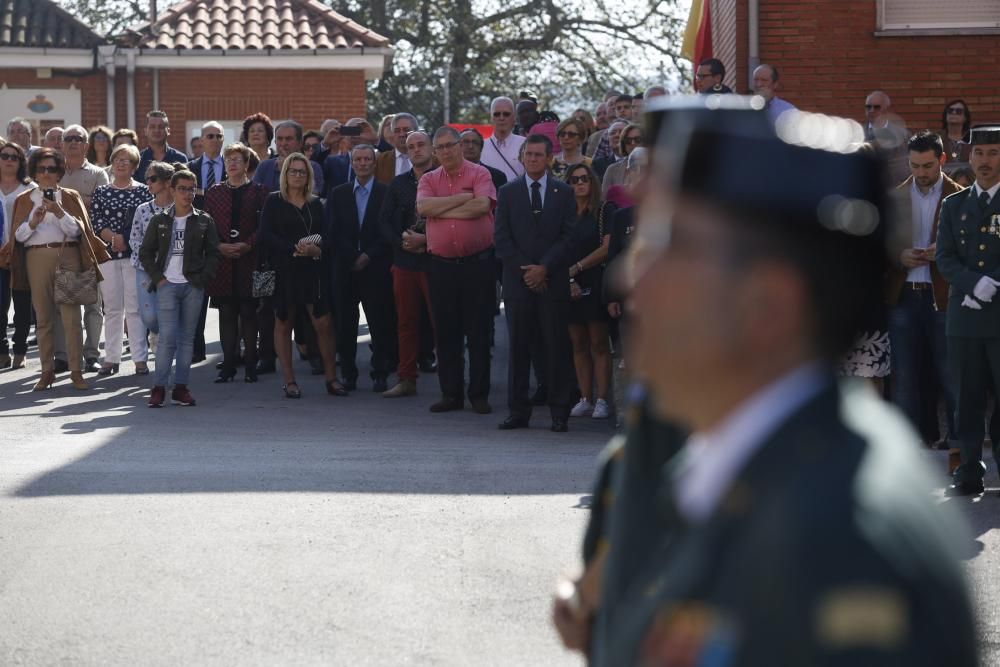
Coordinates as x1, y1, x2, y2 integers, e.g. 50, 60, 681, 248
138, 205, 221, 290
327, 179, 389, 273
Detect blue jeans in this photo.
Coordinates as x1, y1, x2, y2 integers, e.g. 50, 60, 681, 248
888, 286, 956, 441
135, 268, 159, 333
154, 281, 203, 387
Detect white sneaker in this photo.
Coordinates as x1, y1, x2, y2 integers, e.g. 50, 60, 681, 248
570, 398, 594, 418
592, 399, 611, 419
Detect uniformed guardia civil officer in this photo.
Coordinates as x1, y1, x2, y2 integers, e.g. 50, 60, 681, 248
936, 125, 1000, 496
561, 96, 977, 666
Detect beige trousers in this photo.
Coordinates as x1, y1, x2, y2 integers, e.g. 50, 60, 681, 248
25, 246, 84, 372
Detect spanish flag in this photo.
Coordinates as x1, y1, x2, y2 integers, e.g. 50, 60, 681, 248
681, 0, 713, 67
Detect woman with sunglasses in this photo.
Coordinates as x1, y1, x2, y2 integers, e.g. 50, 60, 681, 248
129, 161, 176, 364
257, 153, 345, 398
941, 99, 972, 169
138, 168, 221, 408
87, 125, 114, 168
10, 148, 106, 390
0, 141, 33, 369
90, 144, 152, 375
203, 143, 268, 383
565, 163, 617, 420
551, 118, 591, 182
601, 123, 643, 197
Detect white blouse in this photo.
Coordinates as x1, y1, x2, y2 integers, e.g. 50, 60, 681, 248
1, 182, 31, 245
13, 188, 82, 246
129, 199, 168, 268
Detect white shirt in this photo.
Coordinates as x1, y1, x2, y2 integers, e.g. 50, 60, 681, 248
524, 172, 548, 209
907, 173, 943, 283
673, 362, 828, 523
394, 149, 411, 176
974, 180, 1000, 204
1, 182, 31, 244
481, 132, 525, 182
13, 188, 82, 245
165, 215, 188, 284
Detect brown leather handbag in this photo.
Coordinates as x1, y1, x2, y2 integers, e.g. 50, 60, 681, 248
54, 236, 99, 306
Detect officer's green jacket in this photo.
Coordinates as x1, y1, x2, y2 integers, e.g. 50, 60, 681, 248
936, 185, 1000, 336
592, 380, 977, 667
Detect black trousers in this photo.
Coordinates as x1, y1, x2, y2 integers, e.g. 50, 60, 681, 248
505, 294, 573, 420
218, 297, 259, 372
949, 336, 1000, 482
1, 282, 31, 356
336, 264, 398, 382
257, 296, 275, 363
193, 292, 209, 359
428, 253, 495, 401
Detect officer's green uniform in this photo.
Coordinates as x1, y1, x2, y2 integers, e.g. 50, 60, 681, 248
936, 128, 1000, 491
578, 96, 978, 667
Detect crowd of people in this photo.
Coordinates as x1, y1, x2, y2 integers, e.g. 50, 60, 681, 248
0, 66, 990, 440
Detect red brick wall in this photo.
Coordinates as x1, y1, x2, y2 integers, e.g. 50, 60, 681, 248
754, 0, 1000, 132
3, 66, 367, 151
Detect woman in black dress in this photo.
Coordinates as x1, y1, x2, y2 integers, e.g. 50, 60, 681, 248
565, 163, 617, 420
204, 142, 269, 383
257, 153, 346, 398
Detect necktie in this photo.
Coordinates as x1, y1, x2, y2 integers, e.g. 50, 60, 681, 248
980, 191, 992, 212
531, 181, 542, 215
205, 159, 216, 188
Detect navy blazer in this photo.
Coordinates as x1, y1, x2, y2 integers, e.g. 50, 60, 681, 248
326, 179, 389, 273
322, 153, 353, 198
187, 155, 226, 209
494, 175, 577, 301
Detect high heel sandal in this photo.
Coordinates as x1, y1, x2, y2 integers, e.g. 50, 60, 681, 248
282, 382, 302, 399
326, 380, 349, 396
134, 362, 149, 376
33, 370, 55, 391
214, 368, 237, 383
70, 371, 89, 390
244, 369, 258, 383
97, 362, 120, 376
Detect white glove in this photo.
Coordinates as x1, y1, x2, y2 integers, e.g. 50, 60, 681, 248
962, 295, 983, 310
973, 276, 1000, 303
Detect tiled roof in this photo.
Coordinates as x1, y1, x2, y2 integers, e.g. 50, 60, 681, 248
129, 0, 390, 51
0, 0, 106, 48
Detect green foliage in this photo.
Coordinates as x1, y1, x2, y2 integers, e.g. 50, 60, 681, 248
57, 0, 148, 37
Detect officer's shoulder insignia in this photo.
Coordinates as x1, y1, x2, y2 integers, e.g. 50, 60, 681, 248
815, 586, 908, 650
640, 601, 738, 667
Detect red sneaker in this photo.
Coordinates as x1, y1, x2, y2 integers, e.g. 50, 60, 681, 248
171, 384, 196, 406
148, 385, 165, 408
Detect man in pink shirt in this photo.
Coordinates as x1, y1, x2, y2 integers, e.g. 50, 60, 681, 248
416, 126, 497, 414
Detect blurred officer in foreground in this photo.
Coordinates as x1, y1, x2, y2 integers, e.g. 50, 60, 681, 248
936, 125, 1000, 496
555, 97, 977, 666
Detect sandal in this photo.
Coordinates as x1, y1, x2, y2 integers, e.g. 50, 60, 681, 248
326, 380, 349, 397
135, 362, 149, 376
282, 382, 302, 399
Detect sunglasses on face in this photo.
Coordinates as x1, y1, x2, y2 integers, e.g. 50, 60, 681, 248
93, 135, 109, 142
203, 133, 223, 140
146, 176, 159, 183
947, 107, 965, 114
569, 175, 590, 184
63, 136, 86, 143
492, 111, 512, 118
865, 104, 882, 111
0, 153, 19, 161
558, 131, 581, 139
624, 136, 642, 145
36, 165, 60, 174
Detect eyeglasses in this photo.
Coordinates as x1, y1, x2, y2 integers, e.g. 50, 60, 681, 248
433, 141, 459, 151
947, 107, 966, 115
864, 104, 882, 111
623, 136, 643, 146
63, 136, 86, 143
569, 175, 590, 184
287, 168, 308, 177
36, 165, 60, 174
0, 153, 19, 161
224, 156, 245, 163
492, 111, 512, 118
203, 133, 223, 140
174, 186, 196, 194
113, 157, 133, 165
558, 131, 581, 139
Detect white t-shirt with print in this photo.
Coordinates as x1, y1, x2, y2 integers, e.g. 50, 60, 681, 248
165, 215, 188, 284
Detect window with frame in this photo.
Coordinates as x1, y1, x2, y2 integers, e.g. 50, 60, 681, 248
878, 0, 1000, 32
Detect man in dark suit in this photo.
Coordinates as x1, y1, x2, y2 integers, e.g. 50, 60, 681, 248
886, 131, 963, 448
569, 98, 976, 666
328, 144, 396, 392
936, 125, 1000, 495
185, 120, 227, 363
494, 134, 577, 432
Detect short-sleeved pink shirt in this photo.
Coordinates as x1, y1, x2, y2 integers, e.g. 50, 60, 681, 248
416, 159, 497, 258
